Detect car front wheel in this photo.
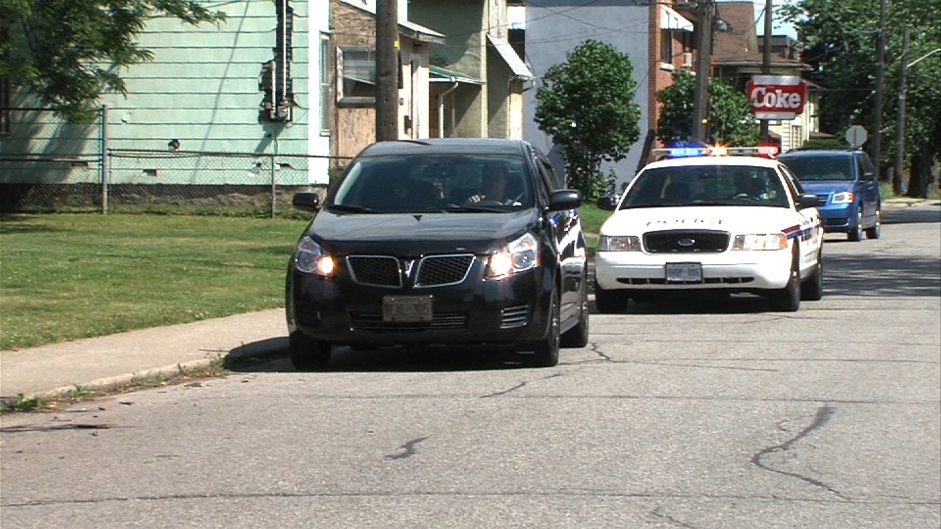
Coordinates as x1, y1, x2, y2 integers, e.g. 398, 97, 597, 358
848, 208, 863, 241
770, 251, 801, 312
561, 273, 589, 348
524, 289, 560, 367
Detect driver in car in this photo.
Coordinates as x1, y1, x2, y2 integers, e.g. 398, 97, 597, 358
467, 162, 511, 204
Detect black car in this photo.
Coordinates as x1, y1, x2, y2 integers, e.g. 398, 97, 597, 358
285, 138, 590, 370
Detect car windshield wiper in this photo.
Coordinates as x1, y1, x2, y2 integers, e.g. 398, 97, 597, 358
325, 204, 376, 214
436, 204, 507, 213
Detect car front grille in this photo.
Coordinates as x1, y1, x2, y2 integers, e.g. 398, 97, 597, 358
346, 254, 476, 288
644, 230, 730, 253
815, 194, 829, 206
416, 255, 475, 287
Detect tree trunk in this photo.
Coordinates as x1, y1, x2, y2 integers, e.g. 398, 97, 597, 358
906, 146, 937, 198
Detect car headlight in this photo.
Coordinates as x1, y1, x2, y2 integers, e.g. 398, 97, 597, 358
731, 234, 788, 251
294, 237, 335, 276
831, 191, 855, 204
597, 235, 641, 252
487, 233, 538, 277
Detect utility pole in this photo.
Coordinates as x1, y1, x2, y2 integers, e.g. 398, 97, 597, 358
692, 0, 713, 144
375, 0, 399, 141
872, 0, 887, 181
894, 27, 908, 195
759, 0, 773, 143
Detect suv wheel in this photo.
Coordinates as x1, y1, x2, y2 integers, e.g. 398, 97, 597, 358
865, 209, 882, 239
289, 331, 332, 371
848, 209, 863, 241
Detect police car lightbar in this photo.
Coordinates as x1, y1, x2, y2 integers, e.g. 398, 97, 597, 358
653, 145, 779, 158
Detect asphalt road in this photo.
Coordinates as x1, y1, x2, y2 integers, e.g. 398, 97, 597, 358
2, 206, 939, 529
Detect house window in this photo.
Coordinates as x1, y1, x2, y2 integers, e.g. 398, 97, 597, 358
320, 33, 331, 134
660, 29, 674, 64
337, 47, 376, 105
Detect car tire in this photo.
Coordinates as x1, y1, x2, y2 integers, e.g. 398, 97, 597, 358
560, 274, 589, 348
848, 208, 863, 241
801, 248, 824, 301
865, 208, 882, 239
525, 289, 560, 367
594, 283, 629, 314
770, 251, 801, 312
289, 331, 332, 371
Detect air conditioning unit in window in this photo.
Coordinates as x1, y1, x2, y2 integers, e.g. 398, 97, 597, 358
682, 52, 694, 68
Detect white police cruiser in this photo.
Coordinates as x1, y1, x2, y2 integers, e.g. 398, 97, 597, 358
594, 146, 823, 312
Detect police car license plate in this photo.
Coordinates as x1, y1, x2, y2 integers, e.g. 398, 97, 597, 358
665, 263, 702, 283
382, 295, 433, 322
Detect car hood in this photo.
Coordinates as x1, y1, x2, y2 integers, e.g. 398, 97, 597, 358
600, 206, 806, 235
799, 181, 855, 195
308, 209, 538, 255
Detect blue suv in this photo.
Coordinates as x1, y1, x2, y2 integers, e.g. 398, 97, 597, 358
777, 149, 882, 241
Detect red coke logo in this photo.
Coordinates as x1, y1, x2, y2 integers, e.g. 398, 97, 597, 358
747, 76, 807, 118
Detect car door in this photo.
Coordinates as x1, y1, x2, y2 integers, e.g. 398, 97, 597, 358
533, 154, 580, 321
778, 164, 822, 276
856, 153, 880, 226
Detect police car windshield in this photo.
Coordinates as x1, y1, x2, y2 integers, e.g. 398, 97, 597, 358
622, 165, 789, 208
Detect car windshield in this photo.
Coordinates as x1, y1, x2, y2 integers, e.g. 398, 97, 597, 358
620, 165, 789, 209
779, 156, 854, 182
329, 154, 534, 213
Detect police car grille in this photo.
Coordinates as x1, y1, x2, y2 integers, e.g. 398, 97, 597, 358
347, 256, 402, 287
644, 230, 730, 253
415, 255, 475, 287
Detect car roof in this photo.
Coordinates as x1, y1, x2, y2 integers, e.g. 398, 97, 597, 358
358, 138, 530, 157
643, 155, 781, 171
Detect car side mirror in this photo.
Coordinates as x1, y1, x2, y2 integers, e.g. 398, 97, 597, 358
292, 192, 322, 213
597, 195, 619, 211
547, 189, 582, 211
797, 193, 818, 210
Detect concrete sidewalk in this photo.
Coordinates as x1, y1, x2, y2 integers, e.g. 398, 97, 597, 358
1, 309, 287, 404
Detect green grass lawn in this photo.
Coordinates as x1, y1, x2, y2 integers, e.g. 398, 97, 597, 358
1, 214, 308, 350
1, 206, 612, 351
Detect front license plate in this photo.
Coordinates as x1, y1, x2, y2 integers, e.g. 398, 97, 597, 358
382, 295, 433, 322
665, 262, 702, 283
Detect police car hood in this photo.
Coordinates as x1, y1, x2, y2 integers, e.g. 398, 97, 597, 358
309, 209, 537, 255
601, 206, 805, 235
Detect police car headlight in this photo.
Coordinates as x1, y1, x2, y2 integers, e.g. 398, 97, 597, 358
598, 235, 641, 252
488, 233, 538, 277
732, 234, 788, 251
295, 237, 335, 276
831, 191, 855, 204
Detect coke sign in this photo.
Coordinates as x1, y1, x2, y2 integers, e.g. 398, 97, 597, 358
747, 75, 807, 120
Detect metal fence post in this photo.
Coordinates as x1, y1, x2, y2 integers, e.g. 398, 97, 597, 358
270, 154, 278, 218
100, 104, 110, 215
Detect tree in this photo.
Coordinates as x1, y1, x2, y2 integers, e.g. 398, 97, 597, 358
0, 0, 226, 123
534, 39, 641, 201
656, 70, 759, 147
779, 0, 941, 196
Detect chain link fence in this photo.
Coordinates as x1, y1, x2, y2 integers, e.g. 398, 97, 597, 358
1, 107, 347, 217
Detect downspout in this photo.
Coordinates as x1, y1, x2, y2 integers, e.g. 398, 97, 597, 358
438, 81, 459, 138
